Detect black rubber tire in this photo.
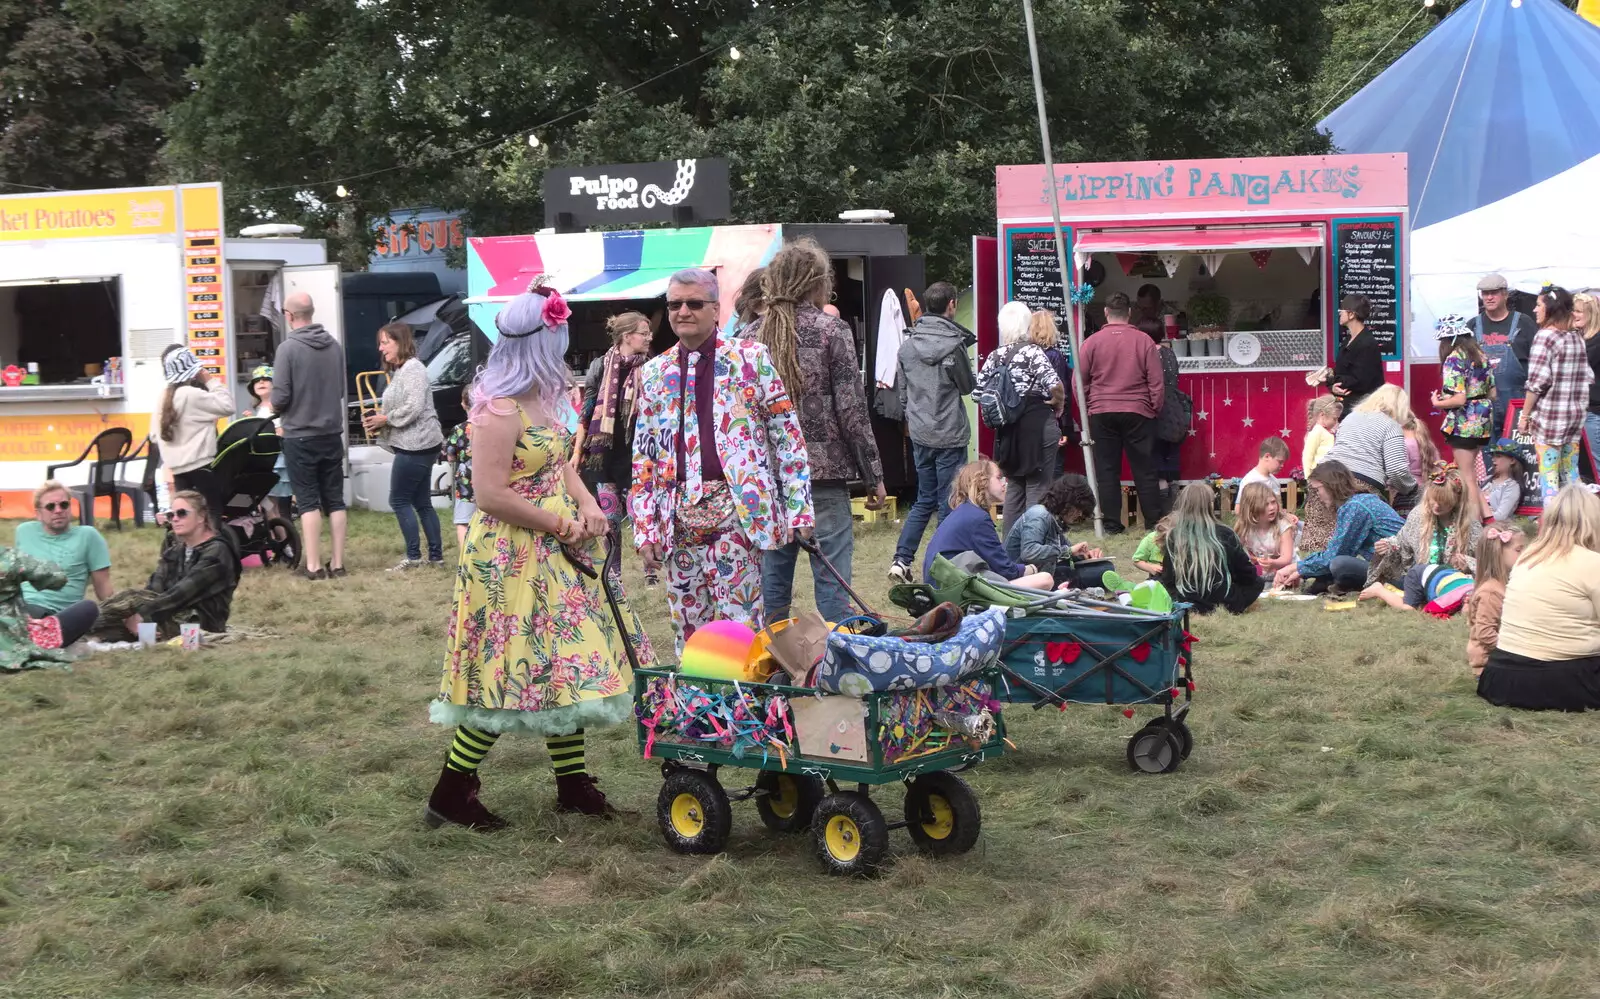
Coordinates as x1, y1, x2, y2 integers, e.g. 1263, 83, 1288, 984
811, 791, 890, 877
903, 772, 982, 856
754, 771, 825, 834
657, 768, 732, 855
1126, 726, 1183, 774
1146, 717, 1193, 759
264, 517, 302, 568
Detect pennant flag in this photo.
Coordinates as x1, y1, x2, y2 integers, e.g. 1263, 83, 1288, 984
1296, 246, 1315, 265
1115, 253, 1140, 276
1250, 249, 1273, 270
1200, 252, 1226, 277
1158, 251, 1183, 278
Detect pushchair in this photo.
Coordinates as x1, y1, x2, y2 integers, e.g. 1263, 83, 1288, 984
891, 556, 1197, 775
208, 417, 301, 569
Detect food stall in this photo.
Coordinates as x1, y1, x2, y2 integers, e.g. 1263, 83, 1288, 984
0, 183, 340, 514
977, 153, 1410, 481
466, 221, 924, 490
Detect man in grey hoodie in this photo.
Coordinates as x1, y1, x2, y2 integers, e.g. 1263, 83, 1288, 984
889, 281, 975, 583
270, 291, 349, 579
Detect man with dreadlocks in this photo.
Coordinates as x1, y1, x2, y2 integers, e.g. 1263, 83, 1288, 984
744, 238, 887, 623
630, 268, 814, 655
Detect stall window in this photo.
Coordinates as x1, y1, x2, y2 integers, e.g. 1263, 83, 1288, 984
0, 278, 120, 385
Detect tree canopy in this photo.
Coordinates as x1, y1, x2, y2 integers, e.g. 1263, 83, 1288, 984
3, 0, 1545, 275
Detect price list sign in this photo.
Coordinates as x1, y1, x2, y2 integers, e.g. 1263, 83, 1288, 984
1007, 229, 1069, 316
1333, 217, 1401, 359
180, 184, 228, 380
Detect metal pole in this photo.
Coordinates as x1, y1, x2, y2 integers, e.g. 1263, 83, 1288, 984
1020, 0, 1103, 538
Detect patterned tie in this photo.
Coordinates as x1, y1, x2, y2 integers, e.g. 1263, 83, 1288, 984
682, 350, 703, 505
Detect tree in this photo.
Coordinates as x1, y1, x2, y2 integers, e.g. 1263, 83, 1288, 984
0, 0, 192, 191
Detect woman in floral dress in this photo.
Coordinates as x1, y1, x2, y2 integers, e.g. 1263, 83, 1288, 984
424, 285, 656, 828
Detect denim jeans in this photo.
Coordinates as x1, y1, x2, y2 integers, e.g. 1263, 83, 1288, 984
894, 444, 968, 565
390, 448, 443, 561
762, 482, 856, 623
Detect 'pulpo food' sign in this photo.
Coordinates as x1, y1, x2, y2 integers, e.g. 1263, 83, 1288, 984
543, 158, 730, 229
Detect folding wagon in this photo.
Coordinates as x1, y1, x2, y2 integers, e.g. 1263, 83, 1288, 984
892, 558, 1197, 774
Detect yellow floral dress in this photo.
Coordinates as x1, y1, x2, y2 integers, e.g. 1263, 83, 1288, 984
431, 407, 655, 735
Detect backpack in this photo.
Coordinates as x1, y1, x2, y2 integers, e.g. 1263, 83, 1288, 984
1155, 388, 1193, 443
975, 344, 1026, 429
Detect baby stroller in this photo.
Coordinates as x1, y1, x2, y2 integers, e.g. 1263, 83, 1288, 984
209, 417, 301, 569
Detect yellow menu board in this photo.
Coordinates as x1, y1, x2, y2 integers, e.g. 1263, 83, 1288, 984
180, 185, 228, 381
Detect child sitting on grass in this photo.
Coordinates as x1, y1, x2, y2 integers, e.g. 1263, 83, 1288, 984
1159, 483, 1264, 615
1480, 445, 1526, 523
1132, 516, 1171, 576
923, 459, 1057, 590
1233, 480, 1297, 576
1467, 523, 1524, 677
1004, 474, 1102, 587
1236, 437, 1289, 510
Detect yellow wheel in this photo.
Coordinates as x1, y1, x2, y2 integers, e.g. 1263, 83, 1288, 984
904, 772, 980, 856
670, 793, 705, 838
823, 814, 862, 863
755, 771, 824, 833
656, 769, 730, 855
811, 792, 889, 877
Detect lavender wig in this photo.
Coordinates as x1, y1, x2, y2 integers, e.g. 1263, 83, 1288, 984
470, 287, 572, 422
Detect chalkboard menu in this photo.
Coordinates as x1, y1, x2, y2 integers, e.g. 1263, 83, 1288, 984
1334, 218, 1400, 358
1008, 230, 1068, 316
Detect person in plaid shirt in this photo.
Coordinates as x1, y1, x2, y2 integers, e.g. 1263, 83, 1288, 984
1519, 286, 1593, 504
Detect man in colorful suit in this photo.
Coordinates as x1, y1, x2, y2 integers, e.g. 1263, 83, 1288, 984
629, 268, 814, 654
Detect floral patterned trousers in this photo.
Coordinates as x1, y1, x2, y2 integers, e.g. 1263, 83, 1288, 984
1536, 441, 1581, 505
664, 485, 764, 659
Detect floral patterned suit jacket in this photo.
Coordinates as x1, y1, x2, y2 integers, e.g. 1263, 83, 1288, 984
628, 337, 814, 553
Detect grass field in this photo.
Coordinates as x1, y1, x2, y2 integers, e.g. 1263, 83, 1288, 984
3, 510, 1599, 999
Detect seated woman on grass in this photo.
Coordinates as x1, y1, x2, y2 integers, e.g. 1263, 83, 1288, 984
924, 459, 1057, 590
1233, 481, 1297, 576
92, 490, 240, 641
1359, 462, 1482, 613
1004, 474, 1102, 588
1477, 485, 1600, 711
1157, 483, 1263, 615
1272, 460, 1403, 595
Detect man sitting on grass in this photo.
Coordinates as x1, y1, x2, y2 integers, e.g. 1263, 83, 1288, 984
92, 491, 239, 641
13, 479, 113, 647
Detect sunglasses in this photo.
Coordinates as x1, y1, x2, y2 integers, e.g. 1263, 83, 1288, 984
40, 501, 70, 512
169, 508, 193, 520
666, 299, 711, 313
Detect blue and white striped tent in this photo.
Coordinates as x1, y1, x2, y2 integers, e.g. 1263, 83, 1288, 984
1321, 0, 1600, 356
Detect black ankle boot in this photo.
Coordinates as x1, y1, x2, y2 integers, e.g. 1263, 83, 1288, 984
554, 773, 620, 819
424, 765, 507, 831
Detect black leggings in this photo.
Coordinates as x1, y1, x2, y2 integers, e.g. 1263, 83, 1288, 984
25, 600, 100, 647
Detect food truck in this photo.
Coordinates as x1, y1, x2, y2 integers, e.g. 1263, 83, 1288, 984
0, 183, 342, 514
466, 221, 924, 491
979, 153, 1410, 481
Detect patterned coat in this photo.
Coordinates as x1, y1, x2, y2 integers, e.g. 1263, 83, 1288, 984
629, 337, 814, 553
1, 547, 73, 672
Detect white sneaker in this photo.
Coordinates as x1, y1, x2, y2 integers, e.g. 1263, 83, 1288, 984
388, 559, 423, 572
887, 560, 912, 584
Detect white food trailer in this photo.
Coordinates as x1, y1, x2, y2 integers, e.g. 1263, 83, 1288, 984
0, 183, 345, 517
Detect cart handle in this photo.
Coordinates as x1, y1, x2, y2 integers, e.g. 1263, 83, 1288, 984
797, 535, 885, 621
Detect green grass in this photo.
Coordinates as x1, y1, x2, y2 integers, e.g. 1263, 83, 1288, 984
3, 511, 1599, 998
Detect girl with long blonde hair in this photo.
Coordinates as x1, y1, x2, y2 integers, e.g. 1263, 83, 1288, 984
1233, 481, 1296, 575
1478, 485, 1600, 709
922, 459, 1056, 590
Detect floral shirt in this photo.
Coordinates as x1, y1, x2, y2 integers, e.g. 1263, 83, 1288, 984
980, 342, 1062, 402
1440, 353, 1494, 440
441, 423, 473, 503
629, 337, 814, 553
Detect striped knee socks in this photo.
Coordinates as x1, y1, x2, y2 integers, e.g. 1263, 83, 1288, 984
445, 726, 499, 773
546, 731, 586, 777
